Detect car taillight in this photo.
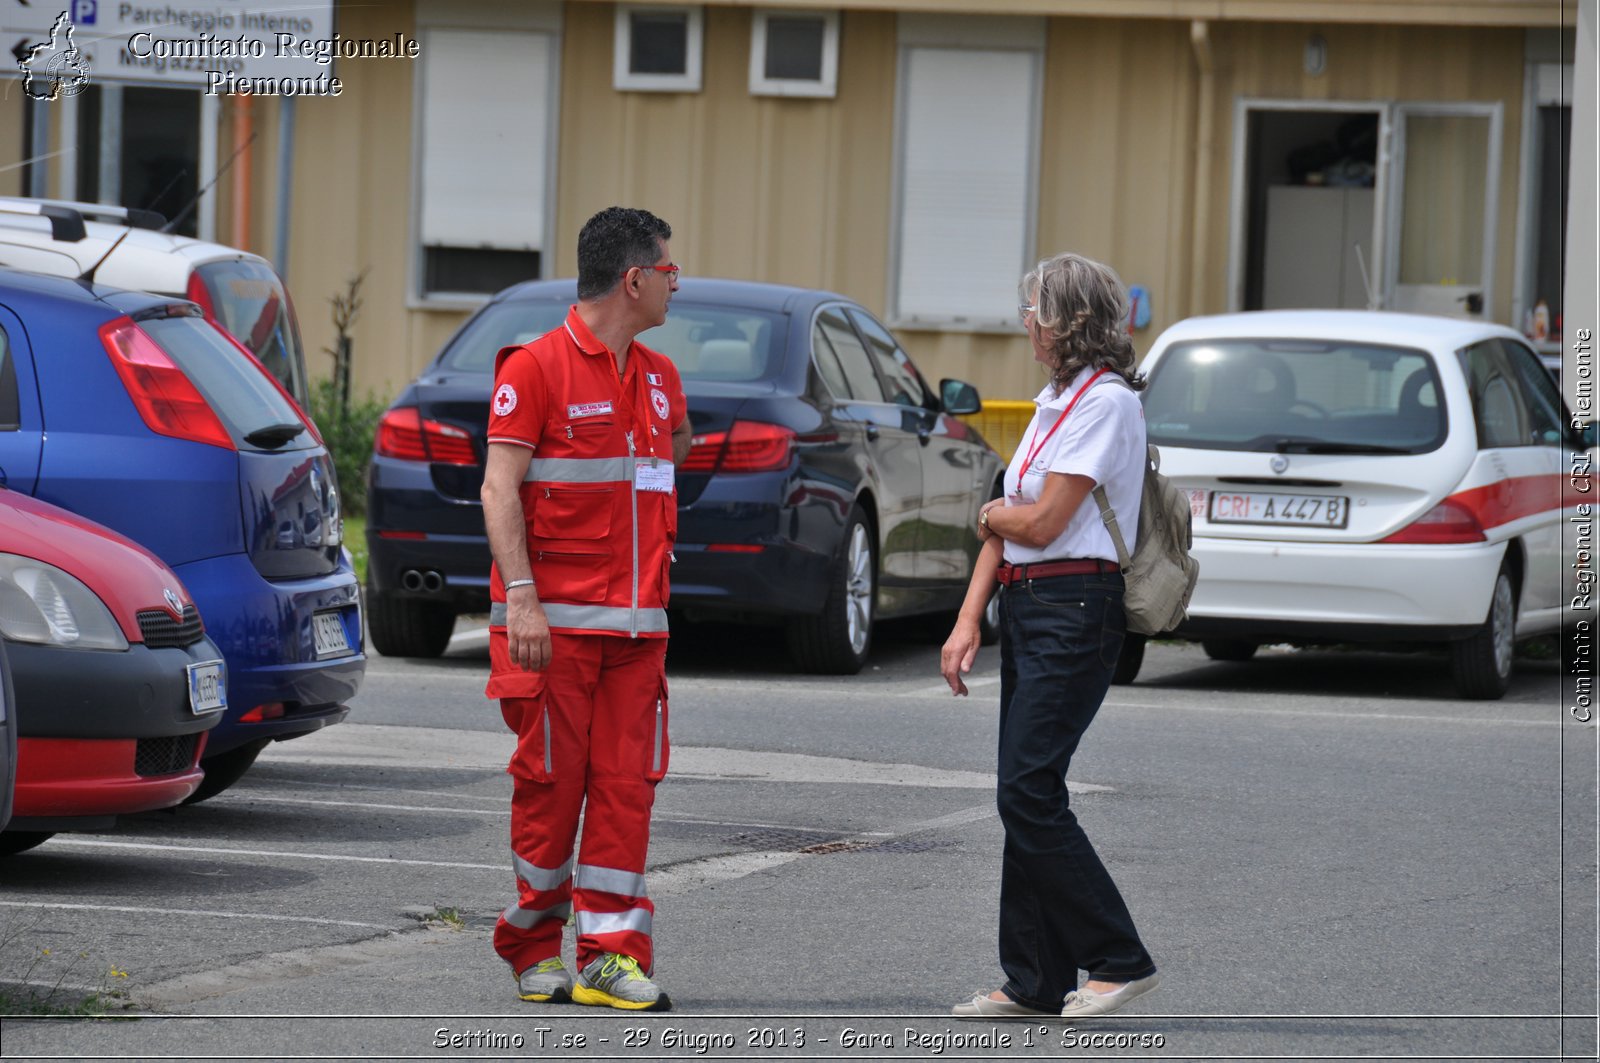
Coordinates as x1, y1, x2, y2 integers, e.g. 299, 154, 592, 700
374, 407, 476, 465
1379, 498, 1487, 544
681, 421, 794, 474
99, 316, 234, 450
185, 273, 216, 319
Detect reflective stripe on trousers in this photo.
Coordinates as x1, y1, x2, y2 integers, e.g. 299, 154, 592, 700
513, 852, 573, 893
501, 900, 572, 930
576, 863, 648, 898
575, 907, 652, 938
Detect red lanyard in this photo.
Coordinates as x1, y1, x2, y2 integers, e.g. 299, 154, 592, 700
1015, 368, 1110, 493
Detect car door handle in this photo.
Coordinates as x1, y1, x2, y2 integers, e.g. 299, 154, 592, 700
865, 424, 879, 441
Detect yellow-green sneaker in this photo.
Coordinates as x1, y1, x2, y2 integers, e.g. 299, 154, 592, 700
515, 957, 573, 1003
571, 953, 670, 1011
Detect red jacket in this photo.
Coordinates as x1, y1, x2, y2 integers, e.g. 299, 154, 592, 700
486, 308, 686, 650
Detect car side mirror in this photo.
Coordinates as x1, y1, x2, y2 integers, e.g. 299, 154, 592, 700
941, 378, 982, 416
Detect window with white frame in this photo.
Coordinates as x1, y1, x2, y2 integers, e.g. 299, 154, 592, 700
614, 4, 703, 93
416, 28, 553, 299
892, 18, 1041, 326
750, 10, 839, 98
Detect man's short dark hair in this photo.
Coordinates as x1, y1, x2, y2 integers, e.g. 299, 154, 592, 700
576, 207, 673, 301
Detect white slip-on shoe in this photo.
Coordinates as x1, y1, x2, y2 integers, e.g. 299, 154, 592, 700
1059, 973, 1160, 1019
952, 991, 1059, 1021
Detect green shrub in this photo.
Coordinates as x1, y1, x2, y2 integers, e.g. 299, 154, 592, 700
307, 378, 388, 519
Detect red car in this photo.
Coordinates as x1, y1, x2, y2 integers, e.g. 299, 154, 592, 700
0, 490, 226, 855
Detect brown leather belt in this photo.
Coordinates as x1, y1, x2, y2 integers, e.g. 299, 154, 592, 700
995, 558, 1120, 586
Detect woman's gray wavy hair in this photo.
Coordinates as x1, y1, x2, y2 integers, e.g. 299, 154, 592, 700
1022, 252, 1145, 393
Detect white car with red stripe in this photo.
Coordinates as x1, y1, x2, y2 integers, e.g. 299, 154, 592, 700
1135, 310, 1592, 699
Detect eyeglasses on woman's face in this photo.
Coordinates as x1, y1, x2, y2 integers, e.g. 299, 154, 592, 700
1017, 303, 1036, 326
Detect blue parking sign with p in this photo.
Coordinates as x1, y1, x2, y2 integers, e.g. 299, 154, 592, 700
71, 0, 97, 25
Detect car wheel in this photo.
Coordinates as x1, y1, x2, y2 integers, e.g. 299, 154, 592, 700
1107, 633, 1145, 685
183, 739, 270, 805
1451, 561, 1517, 701
1111, 633, 1146, 685
367, 589, 456, 658
787, 507, 875, 674
1202, 639, 1258, 662
0, 831, 53, 856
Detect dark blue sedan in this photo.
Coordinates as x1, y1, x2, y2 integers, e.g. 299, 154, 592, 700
367, 279, 1005, 673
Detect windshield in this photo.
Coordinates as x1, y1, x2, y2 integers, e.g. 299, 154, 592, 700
1143, 339, 1447, 453
196, 260, 309, 407
441, 299, 785, 383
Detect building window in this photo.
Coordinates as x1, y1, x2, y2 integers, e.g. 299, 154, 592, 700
614, 5, 703, 93
750, 10, 839, 98
415, 28, 554, 300
892, 43, 1040, 327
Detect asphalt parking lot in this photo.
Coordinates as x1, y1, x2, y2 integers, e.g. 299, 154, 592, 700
0, 622, 1592, 1061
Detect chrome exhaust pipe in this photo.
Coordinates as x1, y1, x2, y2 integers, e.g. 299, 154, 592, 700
400, 569, 424, 592
421, 571, 445, 594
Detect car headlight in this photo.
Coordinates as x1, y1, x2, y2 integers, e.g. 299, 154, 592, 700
0, 554, 129, 650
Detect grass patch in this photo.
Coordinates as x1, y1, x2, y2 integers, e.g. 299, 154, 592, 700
420, 906, 465, 931
343, 514, 367, 586
0, 925, 133, 1017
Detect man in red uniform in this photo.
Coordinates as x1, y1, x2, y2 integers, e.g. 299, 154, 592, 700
481, 206, 691, 1011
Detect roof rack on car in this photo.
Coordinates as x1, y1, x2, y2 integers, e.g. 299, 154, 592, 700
0, 197, 167, 234
0, 201, 88, 243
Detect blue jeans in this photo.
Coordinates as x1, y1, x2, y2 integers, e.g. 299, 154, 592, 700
996, 571, 1156, 1011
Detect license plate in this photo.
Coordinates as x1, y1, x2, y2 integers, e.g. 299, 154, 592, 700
1207, 491, 1350, 528
186, 660, 227, 715
313, 611, 352, 659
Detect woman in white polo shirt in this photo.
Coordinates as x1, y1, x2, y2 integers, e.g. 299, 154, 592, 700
942, 252, 1159, 1021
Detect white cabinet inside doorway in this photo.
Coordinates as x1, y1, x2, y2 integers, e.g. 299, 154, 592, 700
1262, 185, 1375, 310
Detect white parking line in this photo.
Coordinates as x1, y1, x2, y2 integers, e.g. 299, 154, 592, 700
1102, 699, 1567, 727
223, 793, 508, 816
0, 900, 390, 930
219, 793, 892, 835
39, 838, 505, 871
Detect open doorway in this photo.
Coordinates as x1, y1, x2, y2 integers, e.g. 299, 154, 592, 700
1241, 107, 1381, 311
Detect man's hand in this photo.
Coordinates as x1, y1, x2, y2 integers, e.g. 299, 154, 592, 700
940, 618, 982, 696
506, 586, 552, 672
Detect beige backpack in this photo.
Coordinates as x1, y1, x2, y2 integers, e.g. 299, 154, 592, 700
1091, 443, 1200, 636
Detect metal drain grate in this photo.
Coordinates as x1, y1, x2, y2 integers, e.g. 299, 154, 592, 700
797, 840, 871, 855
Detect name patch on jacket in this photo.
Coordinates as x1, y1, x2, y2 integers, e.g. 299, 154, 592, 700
567, 401, 614, 419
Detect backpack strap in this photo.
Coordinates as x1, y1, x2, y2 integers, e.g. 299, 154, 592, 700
1087, 375, 1144, 572
1093, 484, 1133, 571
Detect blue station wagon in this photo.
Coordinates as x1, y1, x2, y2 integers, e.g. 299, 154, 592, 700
0, 268, 363, 799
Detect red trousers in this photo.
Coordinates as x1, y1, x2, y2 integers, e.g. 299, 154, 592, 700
490, 632, 669, 976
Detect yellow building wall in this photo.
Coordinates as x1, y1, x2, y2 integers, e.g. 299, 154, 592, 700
1195, 21, 1527, 325
553, 4, 897, 311
2, 2, 1536, 412
908, 17, 1198, 405
242, 1, 464, 402
0, 92, 25, 197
